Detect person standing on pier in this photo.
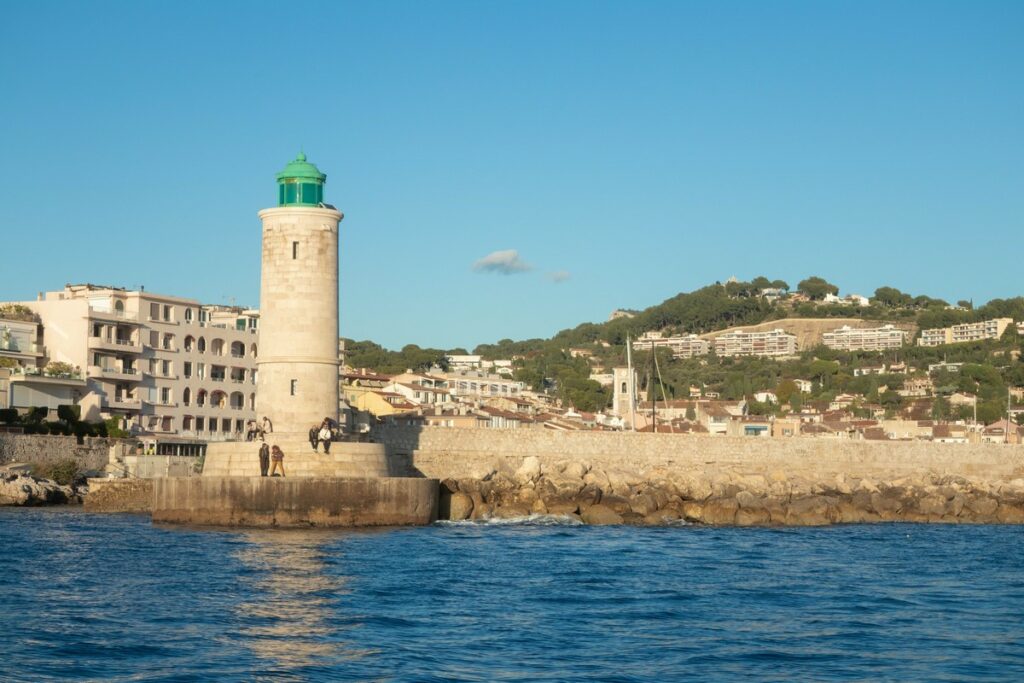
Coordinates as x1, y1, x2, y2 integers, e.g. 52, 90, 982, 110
258, 442, 270, 476
269, 445, 285, 476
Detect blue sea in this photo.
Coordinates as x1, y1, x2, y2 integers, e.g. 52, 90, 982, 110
1, 509, 1022, 682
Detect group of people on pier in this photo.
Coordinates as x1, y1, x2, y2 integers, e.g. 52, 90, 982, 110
254, 416, 341, 477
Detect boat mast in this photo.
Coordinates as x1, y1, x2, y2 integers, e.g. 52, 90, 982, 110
626, 333, 637, 431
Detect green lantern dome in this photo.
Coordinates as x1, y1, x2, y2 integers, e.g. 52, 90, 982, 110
276, 152, 326, 206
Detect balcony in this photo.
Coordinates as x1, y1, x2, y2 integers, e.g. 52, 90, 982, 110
0, 340, 44, 358
105, 395, 142, 411
88, 307, 140, 325
10, 366, 86, 387
87, 365, 142, 383
89, 336, 143, 354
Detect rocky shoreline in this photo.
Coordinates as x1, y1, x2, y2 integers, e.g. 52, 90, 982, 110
0, 470, 86, 506
438, 456, 1024, 526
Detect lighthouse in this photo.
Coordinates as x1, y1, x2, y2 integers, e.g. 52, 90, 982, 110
255, 153, 342, 434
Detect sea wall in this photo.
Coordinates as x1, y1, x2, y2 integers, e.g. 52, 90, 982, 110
377, 427, 1024, 525
152, 477, 439, 527
0, 434, 116, 472
84, 478, 154, 513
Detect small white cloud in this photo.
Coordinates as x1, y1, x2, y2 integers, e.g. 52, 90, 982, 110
547, 270, 571, 283
472, 249, 531, 275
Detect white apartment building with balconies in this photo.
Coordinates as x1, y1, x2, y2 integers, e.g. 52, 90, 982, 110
918, 318, 1014, 347
822, 324, 906, 351
0, 306, 86, 414
633, 331, 711, 358
713, 329, 797, 357
445, 369, 525, 399
8, 284, 259, 443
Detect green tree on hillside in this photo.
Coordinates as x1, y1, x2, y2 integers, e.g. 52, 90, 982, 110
797, 276, 839, 300
872, 286, 911, 308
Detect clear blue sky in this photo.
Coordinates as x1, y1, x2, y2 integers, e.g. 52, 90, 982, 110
2, 1, 1021, 350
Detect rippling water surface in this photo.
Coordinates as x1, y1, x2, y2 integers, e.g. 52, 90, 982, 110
1, 509, 1022, 682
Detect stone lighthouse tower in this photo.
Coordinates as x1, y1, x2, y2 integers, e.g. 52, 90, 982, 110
256, 153, 342, 434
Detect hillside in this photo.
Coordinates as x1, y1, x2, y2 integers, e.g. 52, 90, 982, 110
698, 318, 919, 350
345, 277, 1024, 415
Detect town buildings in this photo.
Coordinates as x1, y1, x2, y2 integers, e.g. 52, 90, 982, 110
918, 318, 1014, 347
3, 284, 259, 442
823, 324, 906, 351
713, 329, 797, 357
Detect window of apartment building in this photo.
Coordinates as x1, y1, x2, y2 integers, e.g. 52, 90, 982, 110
92, 323, 102, 338
184, 308, 193, 323
183, 388, 191, 406
197, 337, 206, 353
222, 418, 232, 433
235, 419, 244, 433
150, 303, 160, 320
199, 309, 208, 324
161, 387, 171, 405
209, 418, 218, 433
149, 331, 159, 347
196, 417, 205, 432
162, 333, 174, 350
184, 362, 192, 379
211, 365, 225, 381
163, 305, 172, 322
161, 360, 170, 376
197, 362, 205, 379
290, 379, 297, 396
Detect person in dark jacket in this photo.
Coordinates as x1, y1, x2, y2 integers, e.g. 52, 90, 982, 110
258, 442, 270, 476
309, 425, 320, 452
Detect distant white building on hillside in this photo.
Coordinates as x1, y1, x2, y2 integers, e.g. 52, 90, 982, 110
822, 324, 906, 351
633, 331, 710, 358
713, 329, 797, 357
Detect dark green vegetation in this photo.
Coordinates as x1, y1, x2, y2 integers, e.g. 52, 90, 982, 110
0, 405, 109, 440
343, 279, 1024, 416
29, 458, 80, 485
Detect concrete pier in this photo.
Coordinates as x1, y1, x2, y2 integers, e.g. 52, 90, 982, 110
152, 476, 438, 527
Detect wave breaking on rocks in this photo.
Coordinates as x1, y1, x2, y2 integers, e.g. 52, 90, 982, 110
436, 456, 1024, 526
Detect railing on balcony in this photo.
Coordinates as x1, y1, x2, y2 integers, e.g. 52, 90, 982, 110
12, 366, 84, 380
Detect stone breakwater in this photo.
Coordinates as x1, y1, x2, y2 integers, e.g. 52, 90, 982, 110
377, 427, 1024, 526
437, 456, 1024, 526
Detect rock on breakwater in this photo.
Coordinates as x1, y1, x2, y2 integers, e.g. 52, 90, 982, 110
0, 471, 84, 506
436, 456, 1024, 526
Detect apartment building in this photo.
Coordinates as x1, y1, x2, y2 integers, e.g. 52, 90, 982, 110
0, 306, 85, 413
445, 354, 483, 371
633, 331, 710, 358
713, 329, 797, 357
918, 318, 1014, 347
822, 324, 906, 351
9, 284, 259, 442
445, 369, 525, 399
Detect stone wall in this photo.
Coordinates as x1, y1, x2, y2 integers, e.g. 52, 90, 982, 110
0, 434, 117, 472
84, 478, 154, 513
376, 426, 1024, 482
152, 476, 438, 527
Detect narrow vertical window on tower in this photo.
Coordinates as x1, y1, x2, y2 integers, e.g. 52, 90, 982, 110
292, 241, 298, 260
290, 379, 297, 396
